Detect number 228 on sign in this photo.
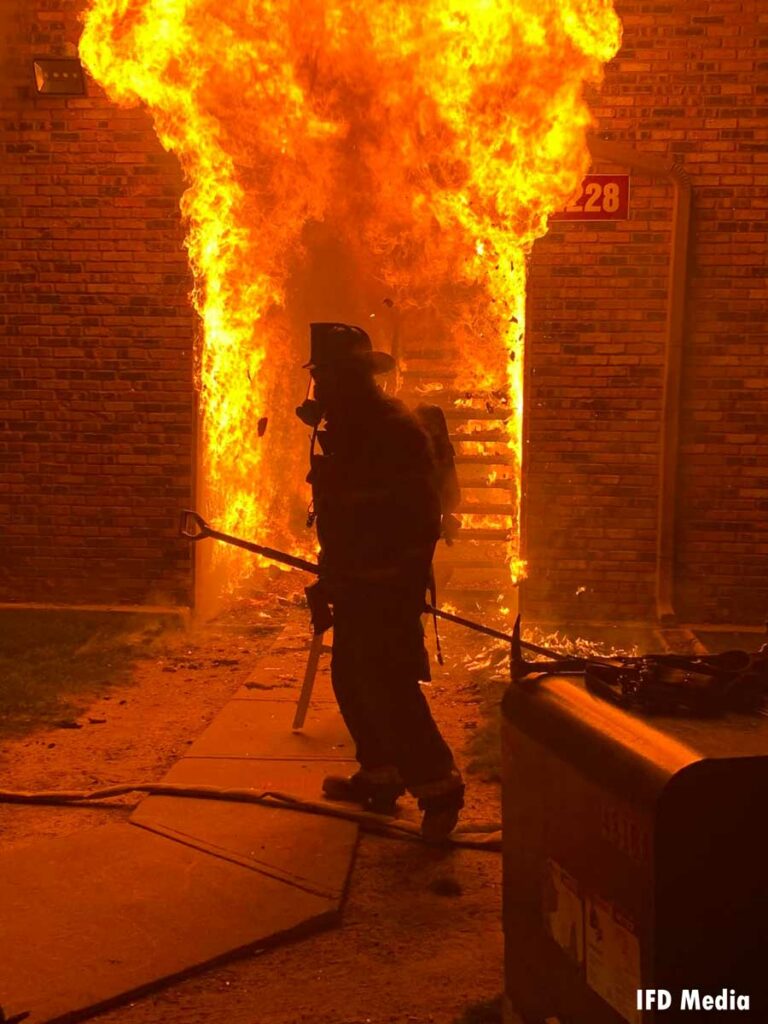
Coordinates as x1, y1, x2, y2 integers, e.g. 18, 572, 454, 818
550, 174, 630, 221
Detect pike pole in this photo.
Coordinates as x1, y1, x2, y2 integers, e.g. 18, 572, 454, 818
180, 510, 567, 658
179, 510, 570, 728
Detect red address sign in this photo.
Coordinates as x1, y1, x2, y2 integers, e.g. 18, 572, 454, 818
550, 174, 630, 221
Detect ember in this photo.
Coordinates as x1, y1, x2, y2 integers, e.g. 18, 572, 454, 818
79, 0, 621, 599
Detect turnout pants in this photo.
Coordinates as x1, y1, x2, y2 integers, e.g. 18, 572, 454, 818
330, 583, 461, 801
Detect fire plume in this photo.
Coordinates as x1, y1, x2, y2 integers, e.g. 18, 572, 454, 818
79, 0, 621, 597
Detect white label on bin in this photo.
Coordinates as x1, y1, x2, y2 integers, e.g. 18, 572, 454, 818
586, 895, 642, 1024
543, 859, 584, 965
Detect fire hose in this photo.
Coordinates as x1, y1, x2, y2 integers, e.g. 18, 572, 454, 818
0, 783, 501, 850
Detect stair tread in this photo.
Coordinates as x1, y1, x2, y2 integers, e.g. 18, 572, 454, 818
437, 561, 506, 569
458, 504, 514, 515
454, 454, 514, 465
460, 479, 516, 491
454, 528, 512, 540
443, 409, 512, 421
452, 431, 508, 443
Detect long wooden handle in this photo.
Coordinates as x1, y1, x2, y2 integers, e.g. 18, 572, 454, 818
425, 605, 569, 661
180, 509, 318, 574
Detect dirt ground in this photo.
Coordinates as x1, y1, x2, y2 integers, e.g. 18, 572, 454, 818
0, 577, 507, 1024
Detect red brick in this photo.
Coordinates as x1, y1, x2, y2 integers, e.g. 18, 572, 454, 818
524, 0, 768, 624
0, 1, 195, 605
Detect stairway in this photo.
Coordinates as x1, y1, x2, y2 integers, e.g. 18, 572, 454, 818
397, 353, 519, 612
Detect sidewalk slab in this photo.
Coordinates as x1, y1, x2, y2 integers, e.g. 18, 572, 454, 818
234, 675, 336, 704
234, 643, 334, 703
159, 753, 356, 796
131, 756, 358, 900
0, 621, 360, 1024
234, 673, 336, 704
186, 698, 354, 760
0, 823, 336, 1024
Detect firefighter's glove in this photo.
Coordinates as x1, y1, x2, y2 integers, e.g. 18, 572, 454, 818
442, 513, 462, 546
305, 580, 333, 635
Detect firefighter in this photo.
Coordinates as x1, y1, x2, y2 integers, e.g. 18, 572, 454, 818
296, 322, 465, 840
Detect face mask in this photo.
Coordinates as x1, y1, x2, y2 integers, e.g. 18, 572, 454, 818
295, 398, 323, 427
295, 372, 324, 427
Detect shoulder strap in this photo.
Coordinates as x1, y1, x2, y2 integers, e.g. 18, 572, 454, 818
306, 423, 319, 528
428, 564, 443, 666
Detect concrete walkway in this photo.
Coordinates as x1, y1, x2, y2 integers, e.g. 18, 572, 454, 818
0, 629, 358, 1024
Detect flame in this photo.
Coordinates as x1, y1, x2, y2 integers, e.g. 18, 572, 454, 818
457, 439, 510, 457
79, 0, 621, 595
462, 492, 512, 507
460, 512, 514, 525
457, 421, 507, 437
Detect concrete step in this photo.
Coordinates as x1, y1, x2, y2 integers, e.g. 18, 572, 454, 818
460, 477, 516, 491
452, 431, 508, 444
453, 527, 512, 541
435, 536, 509, 556
426, 389, 510, 407
444, 408, 512, 422
436, 559, 503, 570
458, 503, 514, 516
454, 453, 514, 465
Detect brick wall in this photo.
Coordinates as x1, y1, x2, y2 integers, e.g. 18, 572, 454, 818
523, 0, 768, 624
0, 0, 196, 606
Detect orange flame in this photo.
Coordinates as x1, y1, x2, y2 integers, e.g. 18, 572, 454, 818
79, 0, 621, 595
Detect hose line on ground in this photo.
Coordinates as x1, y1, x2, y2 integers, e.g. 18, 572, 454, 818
0, 783, 502, 851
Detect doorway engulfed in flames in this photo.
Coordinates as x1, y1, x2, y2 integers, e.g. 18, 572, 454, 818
79, 0, 622, 608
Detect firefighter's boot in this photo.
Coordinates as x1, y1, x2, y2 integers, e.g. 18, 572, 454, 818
413, 771, 466, 842
322, 767, 405, 816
